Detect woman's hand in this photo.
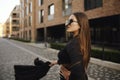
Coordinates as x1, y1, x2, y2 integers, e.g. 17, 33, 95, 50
60, 65, 71, 80
49, 60, 57, 67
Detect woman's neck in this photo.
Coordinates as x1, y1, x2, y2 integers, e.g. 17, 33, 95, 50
73, 30, 79, 37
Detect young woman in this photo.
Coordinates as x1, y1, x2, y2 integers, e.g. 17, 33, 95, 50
50, 12, 91, 80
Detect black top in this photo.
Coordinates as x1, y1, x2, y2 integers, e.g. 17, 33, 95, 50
57, 36, 82, 65
57, 36, 88, 80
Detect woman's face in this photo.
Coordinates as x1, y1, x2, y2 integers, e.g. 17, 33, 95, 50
66, 15, 80, 32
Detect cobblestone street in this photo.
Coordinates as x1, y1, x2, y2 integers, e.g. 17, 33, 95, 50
0, 38, 120, 80
87, 63, 120, 80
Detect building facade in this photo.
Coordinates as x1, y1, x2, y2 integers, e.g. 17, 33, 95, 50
19, 0, 120, 48
11, 5, 20, 38
19, 0, 36, 42
4, 18, 10, 38
3, 19, 10, 38
4, 5, 20, 39
0, 23, 4, 37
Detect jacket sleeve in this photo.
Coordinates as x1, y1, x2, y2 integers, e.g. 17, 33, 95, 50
57, 47, 71, 65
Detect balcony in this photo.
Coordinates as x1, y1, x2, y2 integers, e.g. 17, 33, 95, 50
12, 27, 19, 31
12, 15, 19, 18
48, 14, 54, 20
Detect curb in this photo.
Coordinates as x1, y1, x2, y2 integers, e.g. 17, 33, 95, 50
90, 58, 120, 70
88, 77, 95, 80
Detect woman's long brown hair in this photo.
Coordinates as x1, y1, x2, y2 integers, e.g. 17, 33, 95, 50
73, 12, 91, 70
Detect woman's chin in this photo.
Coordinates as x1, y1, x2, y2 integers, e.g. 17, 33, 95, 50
66, 30, 72, 32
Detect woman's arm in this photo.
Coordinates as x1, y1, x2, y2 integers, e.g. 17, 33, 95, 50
49, 60, 58, 67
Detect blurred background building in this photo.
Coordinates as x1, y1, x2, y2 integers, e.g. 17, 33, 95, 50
3, 0, 120, 49
4, 5, 20, 39
0, 23, 4, 37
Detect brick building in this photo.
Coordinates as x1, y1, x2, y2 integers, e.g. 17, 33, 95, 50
20, 0, 35, 41
19, 0, 120, 48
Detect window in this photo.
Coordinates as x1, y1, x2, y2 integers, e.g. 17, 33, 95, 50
29, 2, 32, 13
48, 4, 54, 20
39, 0, 43, 6
48, 4, 54, 15
22, 10, 24, 18
39, 10, 44, 23
62, 0, 72, 16
12, 27, 19, 31
29, 30, 31, 40
96, 0, 103, 7
7, 30, 9, 34
24, 19, 27, 27
7, 26, 9, 29
25, 0, 28, 4
63, 0, 71, 10
26, 6, 28, 15
29, 16, 32, 26
12, 20, 19, 24
25, 7, 27, 15
84, 0, 103, 10
12, 13, 17, 18
21, 1, 24, 8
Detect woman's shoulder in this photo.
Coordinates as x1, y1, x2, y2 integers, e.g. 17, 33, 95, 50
67, 37, 79, 46
65, 37, 80, 51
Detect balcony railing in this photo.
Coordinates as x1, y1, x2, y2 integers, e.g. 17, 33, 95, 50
12, 22, 19, 25
12, 27, 19, 31
48, 14, 54, 20
12, 15, 19, 18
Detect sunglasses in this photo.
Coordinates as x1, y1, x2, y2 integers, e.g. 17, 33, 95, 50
65, 19, 78, 26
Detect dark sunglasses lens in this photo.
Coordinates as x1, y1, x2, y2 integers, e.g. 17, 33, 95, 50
69, 19, 73, 24
65, 19, 73, 26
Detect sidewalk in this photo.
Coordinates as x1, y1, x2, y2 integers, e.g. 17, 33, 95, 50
28, 43, 120, 80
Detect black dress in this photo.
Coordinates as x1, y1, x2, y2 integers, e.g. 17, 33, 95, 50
57, 37, 88, 80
